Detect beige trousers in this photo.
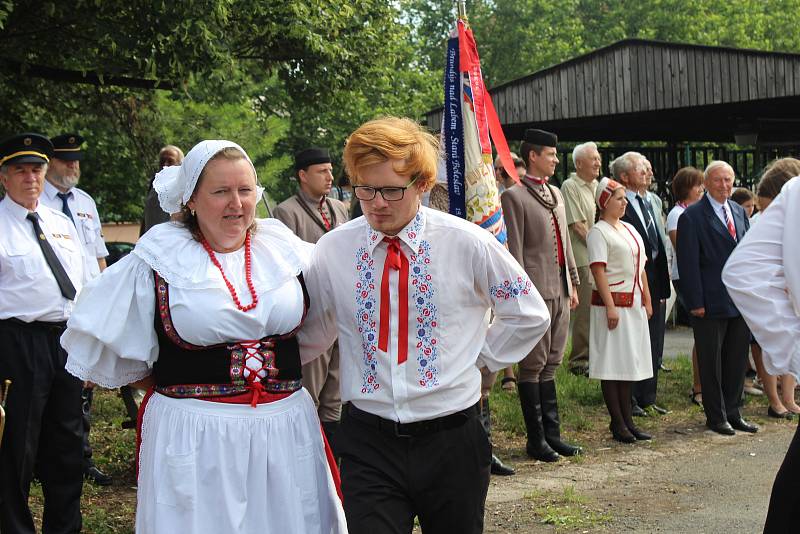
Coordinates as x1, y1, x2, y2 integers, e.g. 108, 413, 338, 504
568, 265, 592, 370
519, 295, 570, 383
301, 341, 341, 422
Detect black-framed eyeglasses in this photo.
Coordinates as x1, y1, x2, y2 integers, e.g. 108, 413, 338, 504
353, 176, 418, 201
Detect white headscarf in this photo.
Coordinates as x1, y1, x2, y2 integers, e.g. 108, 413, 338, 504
153, 140, 263, 214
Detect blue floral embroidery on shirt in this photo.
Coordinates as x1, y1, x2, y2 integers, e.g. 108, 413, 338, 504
490, 276, 533, 300
409, 240, 440, 388
355, 246, 380, 393
403, 211, 424, 243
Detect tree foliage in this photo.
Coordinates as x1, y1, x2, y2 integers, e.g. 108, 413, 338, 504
3, 0, 800, 220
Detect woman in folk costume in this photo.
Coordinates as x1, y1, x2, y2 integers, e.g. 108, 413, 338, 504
587, 177, 654, 443
61, 140, 347, 533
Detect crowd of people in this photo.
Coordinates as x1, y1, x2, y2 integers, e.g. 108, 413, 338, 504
0, 119, 798, 533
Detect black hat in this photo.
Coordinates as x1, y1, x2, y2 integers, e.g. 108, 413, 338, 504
523, 129, 558, 147
50, 133, 85, 161
0, 133, 53, 167
294, 147, 331, 171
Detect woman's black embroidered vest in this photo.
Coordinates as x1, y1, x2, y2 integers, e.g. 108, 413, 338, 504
152, 271, 309, 398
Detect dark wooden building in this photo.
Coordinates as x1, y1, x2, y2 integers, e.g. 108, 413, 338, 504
426, 39, 800, 188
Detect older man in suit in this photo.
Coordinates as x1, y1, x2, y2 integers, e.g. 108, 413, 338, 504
611, 152, 671, 416
677, 160, 756, 435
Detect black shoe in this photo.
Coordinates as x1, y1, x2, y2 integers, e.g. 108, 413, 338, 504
690, 391, 703, 407
121, 419, 136, 429
632, 404, 649, 417
85, 465, 113, 486
659, 363, 672, 372
707, 421, 736, 436
730, 417, 759, 433
569, 366, 589, 377
610, 424, 636, 443
628, 426, 652, 440
518, 382, 559, 462
645, 404, 670, 415
768, 406, 795, 420
539, 380, 583, 457
490, 454, 516, 476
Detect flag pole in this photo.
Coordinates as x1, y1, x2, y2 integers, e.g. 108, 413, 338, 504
456, 0, 467, 21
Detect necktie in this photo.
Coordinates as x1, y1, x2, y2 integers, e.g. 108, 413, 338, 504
636, 195, 659, 252
56, 191, 75, 226
318, 199, 332, 231
721, 204, 736, 239
26, 212, 77, 300
377, 237, 409, 364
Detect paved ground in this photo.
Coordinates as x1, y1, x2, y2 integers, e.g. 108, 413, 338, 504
663, 325, 695, 360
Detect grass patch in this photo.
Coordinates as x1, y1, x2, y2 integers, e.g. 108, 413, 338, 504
524, 485, 612, 531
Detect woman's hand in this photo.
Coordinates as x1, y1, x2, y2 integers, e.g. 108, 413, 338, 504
645, 300, 653, 319
606, 305, 620, 330
130, 374, 156, 390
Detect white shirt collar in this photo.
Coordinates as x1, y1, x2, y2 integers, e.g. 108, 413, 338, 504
1, 194, 44, 219
706, 193, 728, 213
43, 179, 72, 201
365, 207, 426, 256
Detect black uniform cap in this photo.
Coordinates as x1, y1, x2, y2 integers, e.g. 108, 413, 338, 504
0, 133, 53, 167
294, 147, 331, 171
50, 133, 85, 161
523, 129, 558, 147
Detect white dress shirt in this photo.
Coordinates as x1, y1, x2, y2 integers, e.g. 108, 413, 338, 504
723, 176, 800, 379
62, 220, 311, 387
0, 195, 87, 322
706, 194, 736, 233
298, 206, 550, 423
41, 181, 108, 275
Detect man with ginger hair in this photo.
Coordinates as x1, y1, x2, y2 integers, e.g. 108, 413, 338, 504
299, 117, 550, 533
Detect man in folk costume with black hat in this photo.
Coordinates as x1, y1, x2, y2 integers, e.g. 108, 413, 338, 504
39, 133, 112, 486
273, 147, 349, 452
501, 129, 583, 461
0, 134, 88, 533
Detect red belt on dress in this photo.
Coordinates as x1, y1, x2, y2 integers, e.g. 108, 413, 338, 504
591, 290, 635, 308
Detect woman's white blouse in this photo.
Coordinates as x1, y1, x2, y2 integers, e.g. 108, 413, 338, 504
62, 220, 312, 388
587, 220, 647, 294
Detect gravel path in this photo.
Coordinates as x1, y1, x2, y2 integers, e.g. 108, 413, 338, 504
482, 419, 795, 532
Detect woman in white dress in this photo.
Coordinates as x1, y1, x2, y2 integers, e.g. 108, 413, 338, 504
61, 140, 347, 533
588, 177, 654, 443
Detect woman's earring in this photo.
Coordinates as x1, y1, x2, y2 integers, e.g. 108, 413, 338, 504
190, 208, 196, 216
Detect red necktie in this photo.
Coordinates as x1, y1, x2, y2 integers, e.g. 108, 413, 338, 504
722, 205, 736, 239
318, 199, 332, 231
377, 237, 409, 364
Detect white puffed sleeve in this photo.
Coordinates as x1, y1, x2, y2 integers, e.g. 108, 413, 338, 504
62, 253, 158, 387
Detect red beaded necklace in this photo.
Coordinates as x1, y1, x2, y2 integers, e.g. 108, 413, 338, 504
200, 232, 258, 312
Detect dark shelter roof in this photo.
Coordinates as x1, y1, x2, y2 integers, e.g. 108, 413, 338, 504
425, 39, 800, 144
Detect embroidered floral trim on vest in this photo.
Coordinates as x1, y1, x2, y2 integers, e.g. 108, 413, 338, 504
153, 271, 305, 397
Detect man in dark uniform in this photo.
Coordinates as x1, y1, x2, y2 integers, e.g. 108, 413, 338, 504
0, 133, 86, 533
273, 147, 349, 452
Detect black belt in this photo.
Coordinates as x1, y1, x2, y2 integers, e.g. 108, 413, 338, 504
346, 402, 479, 438
1, 317, 67, 332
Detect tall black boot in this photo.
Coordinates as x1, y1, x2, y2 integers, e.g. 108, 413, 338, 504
518, 382, 559, 462
539, 380, 582, 456
479, 397, 515, 476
